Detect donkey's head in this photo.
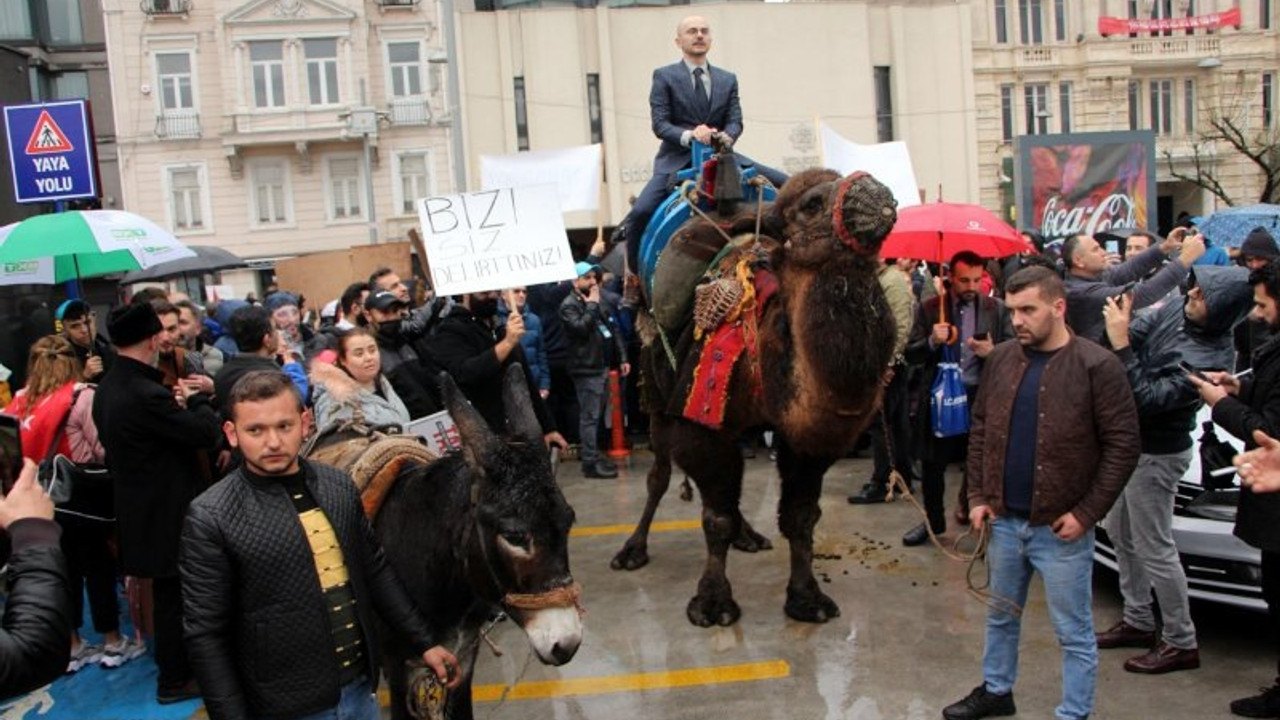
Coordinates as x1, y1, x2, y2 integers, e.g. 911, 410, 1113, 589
443, 366, 582, 666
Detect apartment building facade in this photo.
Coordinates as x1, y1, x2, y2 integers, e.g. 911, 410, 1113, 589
102, 0, 459, 262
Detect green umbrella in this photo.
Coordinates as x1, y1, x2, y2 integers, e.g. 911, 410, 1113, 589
0, 210, 196, 283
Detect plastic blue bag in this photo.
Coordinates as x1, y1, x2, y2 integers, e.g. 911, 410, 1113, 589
931, 343, 970, 438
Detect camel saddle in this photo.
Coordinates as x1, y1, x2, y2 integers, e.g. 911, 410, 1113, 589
303, 418, 439, 519
672, 238, 780, 430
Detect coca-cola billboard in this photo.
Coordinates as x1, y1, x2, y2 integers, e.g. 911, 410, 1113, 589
1014, 131, 1157, 242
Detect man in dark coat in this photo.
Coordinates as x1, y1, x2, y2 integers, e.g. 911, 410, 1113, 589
1098, 266, 1254, 675
904, 251, 1012, 546
432, 291, 565, 449
56, 299, 114, 383
1192, 260, 1280, 717
181, 371, 459, 720
92, 302, 222, 703
560, 262, 629, 478
214, 305, 308, 411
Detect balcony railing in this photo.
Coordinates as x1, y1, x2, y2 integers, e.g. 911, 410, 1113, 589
389, 97, 431, 126
155, 110, 201, 140
376, 0, 419, 6
141, 0, 191, 14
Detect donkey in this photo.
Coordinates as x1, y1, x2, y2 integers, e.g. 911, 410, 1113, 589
369, 366, 582, 720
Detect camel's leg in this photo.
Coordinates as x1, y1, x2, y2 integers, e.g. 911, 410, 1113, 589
776, 439, 841, 623
611, 413, 674, 571
673, 423, 744, 627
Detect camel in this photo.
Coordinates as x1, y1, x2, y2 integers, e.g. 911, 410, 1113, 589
612, 168, 898, 626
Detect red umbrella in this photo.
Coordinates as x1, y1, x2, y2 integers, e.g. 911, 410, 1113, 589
880, 202, 1032, 264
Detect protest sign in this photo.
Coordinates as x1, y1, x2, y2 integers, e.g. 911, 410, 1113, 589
818, 123, 921, 209
417, 183, 577, 296
480, 144, 602, 212
405, 410, 461, 457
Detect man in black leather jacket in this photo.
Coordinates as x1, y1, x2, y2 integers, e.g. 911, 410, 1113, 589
0, 460, 73, 700
180, 371, 459, 720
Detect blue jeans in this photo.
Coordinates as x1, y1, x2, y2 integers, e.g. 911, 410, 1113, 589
982, 516, 1097, 720
263, 678, 378, 720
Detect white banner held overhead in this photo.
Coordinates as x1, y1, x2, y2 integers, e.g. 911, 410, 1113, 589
0, 257, 53, 286
480, 144, 602, 212
818, 122, 921, 209
418, 184, 577, 296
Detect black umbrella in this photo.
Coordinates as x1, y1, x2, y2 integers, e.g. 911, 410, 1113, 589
118, 245, 246, 283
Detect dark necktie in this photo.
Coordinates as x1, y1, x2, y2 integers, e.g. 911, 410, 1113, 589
692, 67, 709, 117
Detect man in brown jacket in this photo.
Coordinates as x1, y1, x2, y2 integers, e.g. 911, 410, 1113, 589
942, 266, 1140, 720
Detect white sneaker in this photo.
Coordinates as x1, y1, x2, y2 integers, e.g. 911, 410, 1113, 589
100, 638, 146, 669
66, 642, 104, 673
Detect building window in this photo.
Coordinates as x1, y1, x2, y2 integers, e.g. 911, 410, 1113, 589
325, 156, 363, 220
250, 41, 285, 109
1150, 79, 1173, 135
1184, 78, 1196, 134
1263, 72, 1274, 129
873, 67, 894, 142
305, 39, 339, 106
1000, 84, 1014, 142
1058, 81, 1072, 133
44, 0, 83, 46
514, 76, 529, 151
0, 2, 33, 40
1264, 0, 1273, 31
587, 74, 603, 145
388, 42, 423, 97
1053, 0, 1066, 42
1019, 0, 1044, 45
157, 52, 194, 110
995, 0, 1009, 43
1024, 83, 1049, 135
52, 72, 88, 100
396, 151, 433, 215
1128, 80, 1141, 130
250, 160, 291, 225
167, 166, 206, 231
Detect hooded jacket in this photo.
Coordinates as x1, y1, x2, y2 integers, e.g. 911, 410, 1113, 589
1113, 265, 1255, 454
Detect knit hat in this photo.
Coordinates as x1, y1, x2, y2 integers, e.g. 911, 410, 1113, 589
263, 291, 299, 314
1241, 227, 1279, 261
107, 302, 162, 347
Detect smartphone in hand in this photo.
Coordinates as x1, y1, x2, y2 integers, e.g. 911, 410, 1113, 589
1178, 360, 1217, 385
1105, 240, 1119, 255
972, 332, 991, 342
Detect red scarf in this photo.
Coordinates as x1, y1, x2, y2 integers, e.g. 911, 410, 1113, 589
4, 382, 77, 460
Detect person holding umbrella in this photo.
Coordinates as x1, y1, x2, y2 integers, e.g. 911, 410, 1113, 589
902, 251, 1012, 546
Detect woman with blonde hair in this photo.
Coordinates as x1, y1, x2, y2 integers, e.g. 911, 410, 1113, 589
310, 326, 411, 430
4, 335, 145, 672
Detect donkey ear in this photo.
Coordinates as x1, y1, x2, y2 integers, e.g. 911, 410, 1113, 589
440, 371, 497, 474
502, 363, 542, 444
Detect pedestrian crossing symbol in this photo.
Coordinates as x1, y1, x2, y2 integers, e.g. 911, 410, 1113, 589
24, 110, 74, 155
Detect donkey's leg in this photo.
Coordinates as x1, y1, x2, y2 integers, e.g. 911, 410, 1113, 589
673, 423, 745, 627
776, 440, 841, 623
611, 413, 673, 571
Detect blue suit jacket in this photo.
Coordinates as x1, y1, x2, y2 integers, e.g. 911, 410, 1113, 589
649, 61, 744, 176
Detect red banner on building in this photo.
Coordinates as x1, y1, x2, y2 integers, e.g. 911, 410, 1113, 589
1098, 7, 1241, 36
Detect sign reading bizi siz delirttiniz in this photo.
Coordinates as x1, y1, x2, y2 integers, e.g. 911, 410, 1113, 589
4, 100, 100, 204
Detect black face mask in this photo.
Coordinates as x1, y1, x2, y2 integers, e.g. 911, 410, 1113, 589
471, 297, 499, 318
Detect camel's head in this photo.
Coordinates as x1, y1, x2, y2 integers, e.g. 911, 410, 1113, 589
772, 169, 897, 267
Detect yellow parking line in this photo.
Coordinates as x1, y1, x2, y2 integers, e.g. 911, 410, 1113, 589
377, 660, 790, 706
570, 519, 702, 537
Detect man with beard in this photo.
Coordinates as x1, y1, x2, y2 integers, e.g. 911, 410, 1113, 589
1191, 261, 1280, 718
560, 263, 629, 479
150, 300, 215, 394
1097, 266, 1254, 675
433, 290, 566, 449
55, 300, 114, 383
942, 266, 1139, 720
363, 291, 441, 419
92, 302, 223, 704
902, 251, 1011, 546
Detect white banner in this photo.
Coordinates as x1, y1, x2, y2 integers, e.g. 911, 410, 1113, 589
405, 410, 462, 457
818, 122, 921, 209
418, 184, 577, 296
480, 144, 602, 212
0, 257, 53, 286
